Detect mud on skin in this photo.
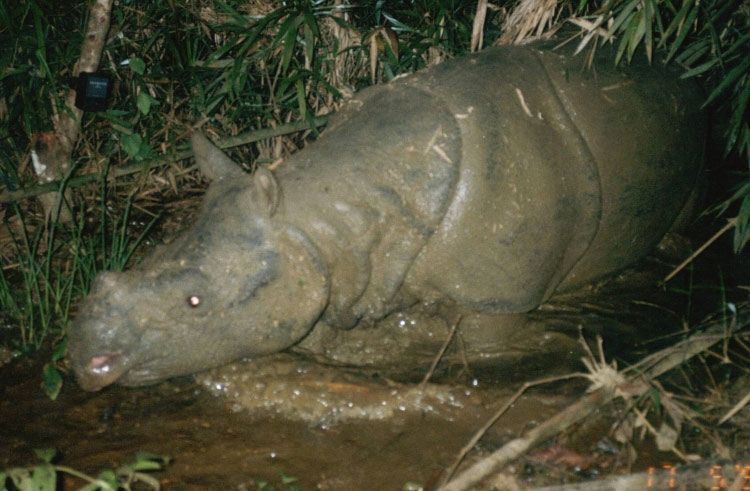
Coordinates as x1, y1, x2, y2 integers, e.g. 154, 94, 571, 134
68, 40, 705, 391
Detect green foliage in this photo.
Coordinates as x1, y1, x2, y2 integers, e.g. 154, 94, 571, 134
0, 180, 158, 358
371, 0, 488, 67
0, 0, 498, 183
0, 1, 84, 140
41, 337, 65, 400
253, 472, 301, 491
0, 450, 169, 491
200, 1, 339, 124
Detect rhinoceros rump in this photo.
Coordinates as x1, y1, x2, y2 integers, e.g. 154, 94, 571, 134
69, 42, 705, 391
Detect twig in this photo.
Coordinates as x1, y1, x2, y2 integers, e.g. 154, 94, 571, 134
663, 218, 737, 283
0, 117, 328, 204
436, 373, 581, 488
440, 303, 750, 491
720, 389, 750, 425
419, 315, 461, 388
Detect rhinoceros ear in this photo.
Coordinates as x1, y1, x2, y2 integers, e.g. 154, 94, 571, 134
253, 166, 280, 217
191, 131, 246, 182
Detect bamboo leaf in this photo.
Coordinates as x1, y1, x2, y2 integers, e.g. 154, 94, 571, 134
714, 180, 750, 216
615, 10, 638, 64
627, 9, 647, 62
610, 0, 640, 34
681, 58, 719, 78
316, 77, 342, 100
382, 13, 416, 33
734, 195, 750, 252
704, 55, 750, 107
295, 78, 306, 120
726, 80, 750, 154
721, 32, 750, 59
659, 0, 694, 47
30, 2, 45, 53
643, 0, 655, 62
280, 15, 304, 74
303, 23, 314, 69
272, 9, 299, 48
706, 0, 739, 26
34, 49, 52, 80
676, 39, 709, 67
302, 4, 319, 69
666, 2, 700, 61
207, 38, 242, 63
303, 8, 320, 38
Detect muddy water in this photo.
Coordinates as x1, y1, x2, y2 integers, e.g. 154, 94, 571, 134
1, 244, 746, 489
0, 354, 582, 489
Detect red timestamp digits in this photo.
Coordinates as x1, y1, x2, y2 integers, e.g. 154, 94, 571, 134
645, 463, 750, 489
708, 463, 749, 490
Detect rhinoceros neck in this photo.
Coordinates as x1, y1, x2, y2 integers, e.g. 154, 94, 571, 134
271, 85, 463, 326
273, 173, 421, 328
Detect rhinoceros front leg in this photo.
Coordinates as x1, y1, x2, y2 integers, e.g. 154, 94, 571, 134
295, 304, 584, 378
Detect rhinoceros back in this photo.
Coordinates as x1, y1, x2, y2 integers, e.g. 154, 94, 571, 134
539, 48, 705, 290
400, 44, 704, 312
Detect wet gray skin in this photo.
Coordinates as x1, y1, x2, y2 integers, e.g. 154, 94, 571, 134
68, 41, 705, 391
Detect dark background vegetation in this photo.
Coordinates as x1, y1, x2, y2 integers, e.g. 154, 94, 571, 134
0, 0, 747, 393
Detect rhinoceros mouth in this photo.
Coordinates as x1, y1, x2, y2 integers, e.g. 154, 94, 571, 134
75, 352, 128, 391
89, 354, 118, 373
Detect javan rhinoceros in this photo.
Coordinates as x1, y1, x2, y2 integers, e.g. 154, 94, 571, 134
69, 41, 705, 391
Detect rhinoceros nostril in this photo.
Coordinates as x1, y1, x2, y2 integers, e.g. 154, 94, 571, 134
88, 353, 121, 375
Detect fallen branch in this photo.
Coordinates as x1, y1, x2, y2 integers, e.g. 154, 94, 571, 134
440, 303, 750, 491
0, 116, 328, 204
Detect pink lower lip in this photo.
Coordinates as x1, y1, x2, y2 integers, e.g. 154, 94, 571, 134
75, 352, 126, 391
89, 354, 116, 374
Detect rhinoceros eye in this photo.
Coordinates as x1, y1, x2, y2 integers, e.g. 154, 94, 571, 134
187, 295, 202, 308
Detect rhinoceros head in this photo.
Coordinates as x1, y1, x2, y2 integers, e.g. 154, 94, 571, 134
68, 133, 330, 391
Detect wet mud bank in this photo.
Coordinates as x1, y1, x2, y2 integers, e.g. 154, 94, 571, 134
0, 354, 583, 489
